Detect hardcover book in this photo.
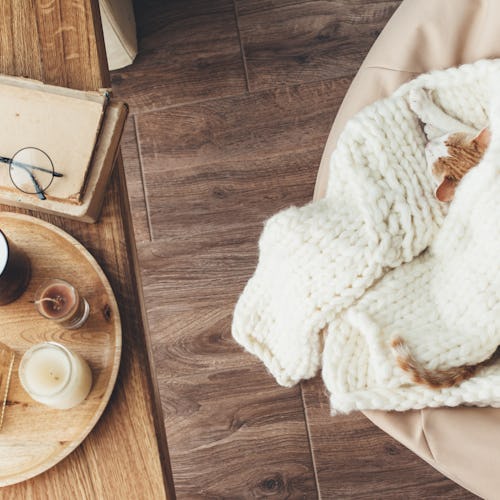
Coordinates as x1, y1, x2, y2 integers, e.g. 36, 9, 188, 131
0, 75, 128, 222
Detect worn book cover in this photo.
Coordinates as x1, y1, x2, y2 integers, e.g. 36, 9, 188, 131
0, 76, 107, 204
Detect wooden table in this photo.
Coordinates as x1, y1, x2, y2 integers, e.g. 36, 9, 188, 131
0, 1, 173, 498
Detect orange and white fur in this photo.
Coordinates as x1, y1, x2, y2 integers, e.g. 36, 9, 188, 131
410, 87, 490, 202
391, 338, 499, 389
424, 127, 490, 202
389, 88, 492, 389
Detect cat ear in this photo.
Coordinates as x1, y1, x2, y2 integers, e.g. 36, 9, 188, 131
474, 127, 491, 148
435, 177, 457, 202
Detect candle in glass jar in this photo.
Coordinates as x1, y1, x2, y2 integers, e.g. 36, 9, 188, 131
19, 342, 92, 409
34, 279, 90, 329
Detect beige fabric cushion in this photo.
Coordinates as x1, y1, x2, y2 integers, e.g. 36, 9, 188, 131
314, 0, 500, 496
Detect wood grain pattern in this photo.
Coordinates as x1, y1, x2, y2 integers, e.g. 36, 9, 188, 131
117, 0, 478, 497
0, 1, 43, 80
236, 0, 401, 90
135, 78, 351, 241
137, 233, 319, 496
0, 213, 121, 487
34, 0, 109, 90
111, 0, 246, 113
0, 343, 14, 430
120, 119, 151, 242
160, 367, 316, 498
0, 1, 172, 498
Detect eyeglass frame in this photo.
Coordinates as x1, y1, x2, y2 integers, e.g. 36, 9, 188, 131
0, 147, 63, 200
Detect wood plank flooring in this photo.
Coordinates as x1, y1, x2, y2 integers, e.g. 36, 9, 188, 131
112, 1, 478, 497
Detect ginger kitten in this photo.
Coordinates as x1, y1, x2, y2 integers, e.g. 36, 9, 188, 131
425, 127, 491, 202
393, 91, 493, 389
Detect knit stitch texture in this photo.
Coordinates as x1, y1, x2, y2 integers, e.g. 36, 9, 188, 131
232, 59, 500, 412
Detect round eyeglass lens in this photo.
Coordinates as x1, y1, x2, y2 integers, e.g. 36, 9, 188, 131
9, 147, 55, 195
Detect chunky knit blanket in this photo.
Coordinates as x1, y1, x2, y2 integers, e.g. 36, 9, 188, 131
232, 59, 500, 413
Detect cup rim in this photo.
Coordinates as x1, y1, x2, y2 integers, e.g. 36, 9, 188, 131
0, 230, 9, 276
34, 279, 79, 321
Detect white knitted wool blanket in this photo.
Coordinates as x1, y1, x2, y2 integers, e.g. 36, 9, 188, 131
232, 59, 500, 413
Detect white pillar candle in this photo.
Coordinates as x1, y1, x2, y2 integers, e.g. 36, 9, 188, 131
19, 342, 92, 409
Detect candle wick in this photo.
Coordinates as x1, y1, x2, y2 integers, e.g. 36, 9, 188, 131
35, 295, 65, 312
34, 297, 60, 305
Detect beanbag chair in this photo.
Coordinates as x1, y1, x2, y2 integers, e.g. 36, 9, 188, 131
315, 0, 500, 496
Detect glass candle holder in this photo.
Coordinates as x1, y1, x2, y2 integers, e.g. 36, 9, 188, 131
34, 279, 90, 330
0, 229, 31, 305
19, 342, 92, 409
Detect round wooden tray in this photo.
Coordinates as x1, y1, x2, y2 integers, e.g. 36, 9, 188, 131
0, 212, 121, 486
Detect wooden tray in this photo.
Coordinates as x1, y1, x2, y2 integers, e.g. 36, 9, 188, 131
0, 212, 121, 486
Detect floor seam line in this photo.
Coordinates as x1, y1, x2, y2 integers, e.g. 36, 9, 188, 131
133, 114, 155, 242
232, 0, 251, 93
300, 382, 321, 500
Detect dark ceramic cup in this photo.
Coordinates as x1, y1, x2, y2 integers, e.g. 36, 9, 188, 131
0, 229, 31, 305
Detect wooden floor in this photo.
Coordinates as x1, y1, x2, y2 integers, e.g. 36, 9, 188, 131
111, 1, 477, 498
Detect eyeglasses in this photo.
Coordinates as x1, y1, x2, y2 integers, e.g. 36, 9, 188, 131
0, 147, 63, 200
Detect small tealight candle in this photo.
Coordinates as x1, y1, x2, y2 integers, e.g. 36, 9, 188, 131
34, 279, 90, 330
19, 342, 92, 409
